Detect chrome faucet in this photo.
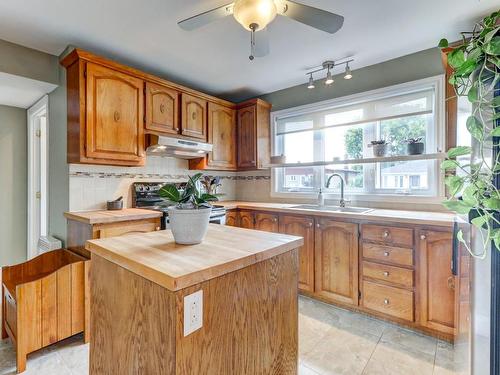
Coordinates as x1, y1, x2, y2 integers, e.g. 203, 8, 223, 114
326, 173, 346, 207
317, 188, 324, 207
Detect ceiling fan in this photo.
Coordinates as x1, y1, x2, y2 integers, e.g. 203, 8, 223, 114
178, 0, 344, 60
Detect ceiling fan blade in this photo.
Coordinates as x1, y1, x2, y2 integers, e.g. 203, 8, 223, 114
178, 2, 234, 31
253, 28, 270, 57
282, 0, 344, 34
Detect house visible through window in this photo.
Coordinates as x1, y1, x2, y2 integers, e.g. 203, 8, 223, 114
272, 77, 444, 199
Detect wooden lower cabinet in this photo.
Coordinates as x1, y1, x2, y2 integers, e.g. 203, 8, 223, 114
255, 212, 279, 233
418, 230, 456, 335
279, 215, 315, 292
239, 210, 255, 229
314, 219, 359, 306
225, 210, 239, 227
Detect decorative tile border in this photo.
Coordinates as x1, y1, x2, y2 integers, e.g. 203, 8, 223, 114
69, 171, 271, 181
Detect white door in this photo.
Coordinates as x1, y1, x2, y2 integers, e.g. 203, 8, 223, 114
27, 96, 49, 259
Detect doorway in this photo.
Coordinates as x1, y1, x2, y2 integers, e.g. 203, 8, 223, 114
27, 95, 48, 259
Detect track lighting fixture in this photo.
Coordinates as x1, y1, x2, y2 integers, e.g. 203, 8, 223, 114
305, 58, 353, 90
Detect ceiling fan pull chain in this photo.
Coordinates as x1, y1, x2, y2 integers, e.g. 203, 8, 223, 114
249, 23, 258, 61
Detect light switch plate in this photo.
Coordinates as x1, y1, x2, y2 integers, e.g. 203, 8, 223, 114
183, 289, 203, 337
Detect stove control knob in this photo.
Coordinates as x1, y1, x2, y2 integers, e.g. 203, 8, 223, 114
145, 186, 150, 191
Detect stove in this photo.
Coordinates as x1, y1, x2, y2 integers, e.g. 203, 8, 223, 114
132, 182, 227, 229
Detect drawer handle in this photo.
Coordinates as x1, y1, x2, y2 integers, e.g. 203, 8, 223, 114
383, 230, 390, 238
114, 111, 121, 122
383, 251, 390, 257
420, 234, 426, 240
384, 299, 390, 305
383, 271, 390, 277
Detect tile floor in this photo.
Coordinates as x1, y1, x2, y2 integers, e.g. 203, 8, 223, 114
0, 296, 467, 375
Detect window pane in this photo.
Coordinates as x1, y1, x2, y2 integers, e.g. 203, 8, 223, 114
282, 131, 314, 163
379, 114, 430, 155
325, 165, 364, 192
324, 124, 365, 160
377, 160, 430, 190
279, 167, 317, 191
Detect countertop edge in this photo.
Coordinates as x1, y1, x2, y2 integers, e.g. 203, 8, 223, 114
64, 209, 163, 224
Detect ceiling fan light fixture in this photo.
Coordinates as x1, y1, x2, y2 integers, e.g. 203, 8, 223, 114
307, 74, 315, 89
233, 0, 278, 31
344, 63, 352, 80
325, 68, 334, 85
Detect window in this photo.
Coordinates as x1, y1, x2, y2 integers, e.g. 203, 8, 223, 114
272, 77, 444, 200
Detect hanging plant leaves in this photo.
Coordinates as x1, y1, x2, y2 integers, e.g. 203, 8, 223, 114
446, 146, 472, 158
445, 175, 464, 197
440, 159, 459, 170
442, 200, 472, 215
467, 84, 478, 103
483, 36, 500, 56
484, 198, 500, 210
448, 48, 466, 68
471, 214, 490, 229
466, 115, 483, 140
438, 38, 449, 48
462, 184, 479, 206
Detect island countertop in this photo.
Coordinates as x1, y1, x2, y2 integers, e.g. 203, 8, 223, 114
64, 208, 162, 224
85, 224, 303, 291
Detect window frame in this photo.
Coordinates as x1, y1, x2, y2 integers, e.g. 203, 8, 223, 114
270, 75, 446, 203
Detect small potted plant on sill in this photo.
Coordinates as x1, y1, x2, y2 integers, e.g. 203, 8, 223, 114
368, 139, 389, 157
405, 137, 425, 155
159, 173, 218, 245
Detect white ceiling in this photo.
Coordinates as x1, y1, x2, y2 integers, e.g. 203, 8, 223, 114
0, 0, 497, 101
0, 72, 57, 108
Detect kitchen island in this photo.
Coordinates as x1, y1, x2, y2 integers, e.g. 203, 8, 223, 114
85, 224, 303, 374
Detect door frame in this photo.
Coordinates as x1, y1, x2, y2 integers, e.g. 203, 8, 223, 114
27, 95, 49, 259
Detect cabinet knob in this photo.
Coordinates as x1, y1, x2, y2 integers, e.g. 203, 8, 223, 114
273, 218, 278, 222
114, 111, 121, 122
447, 276, 455, 290
383, 271, 390, 277
384, 299, 390, 305
420, 234, 426, 240
156, 226, 160, 231
160, 104, 165, 113
308, 222, 313, 227
383, 251, 390, 257
383, 230, 390, 238
316, 223, 321, 228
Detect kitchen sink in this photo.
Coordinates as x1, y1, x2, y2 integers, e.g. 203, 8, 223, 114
291, 205, 373, 214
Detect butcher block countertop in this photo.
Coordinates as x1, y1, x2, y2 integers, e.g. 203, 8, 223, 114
85, 224, 303, 291
64, 208, 162, 224
218, 201, 456, 227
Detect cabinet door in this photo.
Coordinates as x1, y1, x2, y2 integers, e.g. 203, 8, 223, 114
280, 215, 315, 292
418, 230, 455, 335
254, 212, 279, 233
207, 102, 237, 170
145, 82, 179, 135
225, 210, 239, 227
86, 62, 144, 163
237, 106, 257, 169
239, 211, 255, 229
181, 93, 207, 140
315, 219, 359, 305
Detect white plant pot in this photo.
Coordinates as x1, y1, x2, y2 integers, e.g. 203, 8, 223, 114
167, 206, 212, 245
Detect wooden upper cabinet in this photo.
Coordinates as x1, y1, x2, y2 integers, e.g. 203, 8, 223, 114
85, 62, 144, 164
280, 215, 315, 292
418, 230, 456, 335
315, 219, 359, 306
254, 212, 279, 233
237, 99, 271, 170
145, 82, 179, 135
207, 103, 237, 170
237, 106, 257, 169
181, 93, 207, 140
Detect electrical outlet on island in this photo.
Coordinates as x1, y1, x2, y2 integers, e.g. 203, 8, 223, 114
183, 289, 203, 337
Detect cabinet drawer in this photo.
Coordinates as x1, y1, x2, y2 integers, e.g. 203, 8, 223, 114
363, 281, 414, 321
362, 243, 413, 267
95, 219, 161, 239
362, 225, 413, 247
362, 261, 414, 288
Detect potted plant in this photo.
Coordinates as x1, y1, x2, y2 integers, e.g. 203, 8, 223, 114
438, 11, 500, 257
405, 137, 425, 155
368, 139, 389, 157
158, 173, 218, 245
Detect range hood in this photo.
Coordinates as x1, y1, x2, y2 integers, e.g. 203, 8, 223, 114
146, 136, 212, 159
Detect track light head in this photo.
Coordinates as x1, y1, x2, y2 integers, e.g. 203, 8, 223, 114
307, 74, 315, 89
344, 62, 352, 80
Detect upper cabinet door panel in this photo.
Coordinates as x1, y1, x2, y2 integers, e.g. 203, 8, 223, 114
145, 82, 179, 135
85, 62, 144, 162
181, 94, 207, 140
207, 103, 236, 170
237, 106, 257, 169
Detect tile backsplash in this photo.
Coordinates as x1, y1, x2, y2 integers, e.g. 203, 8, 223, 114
69, 157, 238, 211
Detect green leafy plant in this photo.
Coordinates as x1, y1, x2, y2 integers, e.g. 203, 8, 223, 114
404, 137, 424, 144
158, 173, 218, 209
439, 11, 500, 258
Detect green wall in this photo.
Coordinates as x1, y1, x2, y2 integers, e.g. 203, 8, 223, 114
0, 38, 59, 85
260, 48, 444, 111
0, 105, 27, 265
